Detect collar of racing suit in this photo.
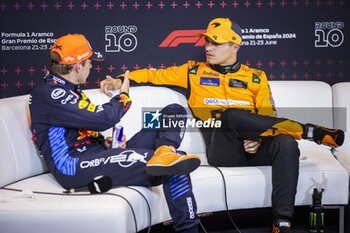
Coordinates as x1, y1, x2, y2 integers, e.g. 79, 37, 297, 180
46, 72, 80, 92
210, 60, 241, 74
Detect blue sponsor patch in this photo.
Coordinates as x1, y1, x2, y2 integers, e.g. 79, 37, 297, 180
200, 77, 220, 86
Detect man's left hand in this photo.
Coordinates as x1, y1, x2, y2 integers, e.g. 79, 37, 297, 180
104, 135, 127, 149
244, 139, 261, 154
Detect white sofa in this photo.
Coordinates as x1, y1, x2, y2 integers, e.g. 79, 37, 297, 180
0, 81, 349, 233
333, 82, 350, 174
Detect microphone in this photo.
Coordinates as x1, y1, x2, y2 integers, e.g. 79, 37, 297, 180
64, 176, 113, 194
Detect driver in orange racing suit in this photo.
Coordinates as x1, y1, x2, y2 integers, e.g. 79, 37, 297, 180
100, 18, 344, 233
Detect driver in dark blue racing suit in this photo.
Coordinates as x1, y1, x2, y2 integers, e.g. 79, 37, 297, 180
29, 34, 200, 233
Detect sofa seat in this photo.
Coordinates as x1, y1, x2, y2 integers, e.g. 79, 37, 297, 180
1, 146, 347, 233
0, 81, 349, 233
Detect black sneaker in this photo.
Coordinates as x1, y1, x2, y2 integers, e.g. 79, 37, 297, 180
272, 219, 291, 233
303, 124, 344, 148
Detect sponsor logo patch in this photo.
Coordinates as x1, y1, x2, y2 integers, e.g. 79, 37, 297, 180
52, 76, 66, 85
79, 100, 89, 109
87, 103, 96, 112
200, 77, 220, 86
229, 79, 248, 89
119, 94, 131, 112
187, 197, 195, 219
51, 88, 66, 99
77, 129, 98, 140
80, 150, 148, 169
61, 94, 74, 105
202, 70, 219, 77
189, 65, 199, 75
252, 74, 261, 84
204, 98, 250, 106
80, 92, 88, 100
96, 105, 104, 113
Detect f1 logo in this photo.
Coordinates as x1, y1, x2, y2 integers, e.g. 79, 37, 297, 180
159, 29, 206, 47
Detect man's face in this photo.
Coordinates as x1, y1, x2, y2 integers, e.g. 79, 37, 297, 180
205, 37, 239, 66
76, 59, 92, 85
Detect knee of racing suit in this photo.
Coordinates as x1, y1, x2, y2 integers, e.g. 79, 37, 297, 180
269, 134, 300, 162
220, 108, 252, 137
161, 103, 187, 116
155, 104, 187, 149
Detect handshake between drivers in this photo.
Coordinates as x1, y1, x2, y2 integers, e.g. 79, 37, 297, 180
100, 70, 130, 97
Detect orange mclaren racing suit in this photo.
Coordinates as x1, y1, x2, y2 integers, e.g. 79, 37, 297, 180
128, 60, 276, 119
124, 60, 303, 140
119, 60, 302, 221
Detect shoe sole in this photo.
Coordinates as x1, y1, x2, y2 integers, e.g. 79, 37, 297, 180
145, 158, 200, 176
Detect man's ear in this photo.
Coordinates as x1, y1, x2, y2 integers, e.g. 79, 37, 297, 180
74, 61, 82, 73
233, 44, 241, 53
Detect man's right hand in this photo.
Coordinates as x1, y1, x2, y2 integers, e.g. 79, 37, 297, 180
120, 71, 130, 95
244, 139, 261, 154
100, 75, 122, 97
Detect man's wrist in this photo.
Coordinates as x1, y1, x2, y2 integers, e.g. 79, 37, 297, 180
119, 92, 129, 97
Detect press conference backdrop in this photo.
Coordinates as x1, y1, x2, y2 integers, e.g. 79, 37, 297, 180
0, 0, 348, 98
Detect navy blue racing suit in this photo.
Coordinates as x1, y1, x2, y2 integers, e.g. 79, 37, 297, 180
29, 73, 199, 232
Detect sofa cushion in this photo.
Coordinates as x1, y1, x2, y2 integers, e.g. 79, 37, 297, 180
332, 82, 350, 174
0, 95, 48, 187
270, 81, 333, 149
